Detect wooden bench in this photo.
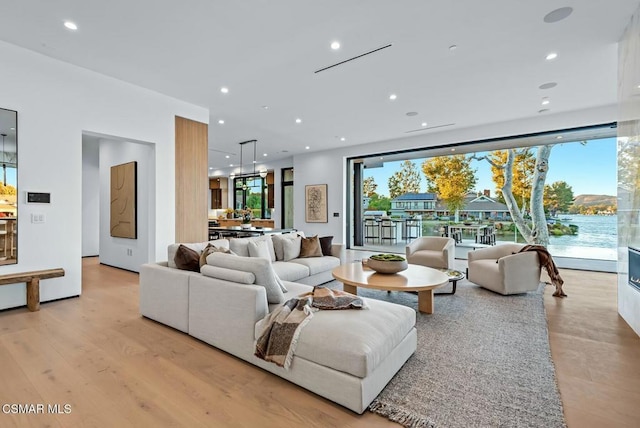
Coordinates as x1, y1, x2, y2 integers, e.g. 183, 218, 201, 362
0, 268, 65, 311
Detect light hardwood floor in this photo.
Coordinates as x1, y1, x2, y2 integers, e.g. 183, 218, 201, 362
0, 257, 637, 427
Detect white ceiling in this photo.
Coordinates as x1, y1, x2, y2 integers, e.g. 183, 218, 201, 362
1, 1, 638, 169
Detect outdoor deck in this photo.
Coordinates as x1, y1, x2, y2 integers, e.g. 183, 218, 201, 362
353, 237, 617, 272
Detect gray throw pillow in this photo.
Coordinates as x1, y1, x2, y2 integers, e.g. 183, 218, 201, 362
207, 253, 286, 303
282, 236, 301, 261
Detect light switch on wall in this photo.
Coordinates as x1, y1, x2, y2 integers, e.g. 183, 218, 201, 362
31, 213, 46, 223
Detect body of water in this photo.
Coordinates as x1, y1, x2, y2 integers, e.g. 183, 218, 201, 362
546, 215, 616, 260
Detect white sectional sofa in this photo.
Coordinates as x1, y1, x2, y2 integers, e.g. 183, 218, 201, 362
139, 235, 417, 413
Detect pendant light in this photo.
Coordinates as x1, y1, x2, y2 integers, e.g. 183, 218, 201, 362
236, 139, 260, 190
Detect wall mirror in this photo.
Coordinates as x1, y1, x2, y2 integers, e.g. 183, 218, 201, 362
0, 108, 17, 265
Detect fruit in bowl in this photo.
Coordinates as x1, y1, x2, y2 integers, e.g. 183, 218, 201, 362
367, 254, 408, 274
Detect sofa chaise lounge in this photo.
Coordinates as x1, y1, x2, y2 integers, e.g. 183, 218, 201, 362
139, 235, 417, 413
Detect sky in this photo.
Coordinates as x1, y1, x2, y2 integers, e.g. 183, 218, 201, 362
364, 137, 617, 198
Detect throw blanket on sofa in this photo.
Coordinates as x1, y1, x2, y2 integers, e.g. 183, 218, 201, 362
255, 287, 366, 369
255, 298, 314, 369
300, 285, 368, 310
519, 244, 566, 297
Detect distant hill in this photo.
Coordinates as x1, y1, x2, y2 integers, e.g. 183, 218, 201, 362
572, 194, 616, 207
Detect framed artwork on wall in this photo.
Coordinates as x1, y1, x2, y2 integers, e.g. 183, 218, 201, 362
110, 161, 137, 239
305, 184, 327, 223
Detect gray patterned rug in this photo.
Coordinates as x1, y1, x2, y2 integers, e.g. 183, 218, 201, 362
326, 279, 566, 428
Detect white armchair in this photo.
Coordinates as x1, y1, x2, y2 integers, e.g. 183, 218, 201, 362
467, 243, 541, 295
405, 237, 455, 269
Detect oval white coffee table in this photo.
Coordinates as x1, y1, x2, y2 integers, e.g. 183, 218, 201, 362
332, 262, 449, 314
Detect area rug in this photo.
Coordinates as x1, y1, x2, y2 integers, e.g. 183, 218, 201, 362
326, 279, 566, 428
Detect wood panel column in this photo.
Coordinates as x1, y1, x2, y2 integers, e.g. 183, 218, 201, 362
175, 116, 208, 242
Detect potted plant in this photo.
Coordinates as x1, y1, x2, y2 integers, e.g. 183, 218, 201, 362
367, 254, 408, 274
239, 207, 252, 229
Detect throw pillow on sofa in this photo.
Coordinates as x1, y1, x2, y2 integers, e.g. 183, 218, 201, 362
167, 239, 230, 269
229, 236, 276, 262
282, 236, 302, 261
199, 244, 233, 268
207, 253, 287, 303
300, 235, 323, 258
174, 244, 201, 272
319, 236, 334, 256
248, 240, 272, 262
272, 232, 305, 261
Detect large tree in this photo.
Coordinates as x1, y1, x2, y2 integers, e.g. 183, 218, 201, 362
544, 181, 574, 216
489, 149, 536, 211
367, 194, 391, 212
474, 146, 553, 246
388, 160, 422, 199
363, 176, 378, 197
421, 155, 476, 215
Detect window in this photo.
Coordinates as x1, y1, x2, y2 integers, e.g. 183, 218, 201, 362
233, 175, 270, 219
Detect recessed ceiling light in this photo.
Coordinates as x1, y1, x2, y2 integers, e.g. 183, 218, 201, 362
229, 164, 234, 167
252, 160, 256, 164
331, 41, 340, 50
305, 146, 310, 150
218, 119, 225, 124
451, 148, 456, 152
421, 122, 428, 127
262, 105, 269, 109
10, 127, 15, 131
389, 94, 397, 101
545, 52, 558, 61
380, 157, 384, 160
340, 137, 346, 141
263, 153, 268, 157
556, 136, 563, 139
539, 82, 558, 90
544, 7, 573, 23
64, 21, 78, 30
541, 98, 550, 105
637, 85, 640, 89
209, 167, 213, 170
295, 118, 302, 124
225, 155, 230, 159
220, 87, 229, 94
406, 112, 418, 116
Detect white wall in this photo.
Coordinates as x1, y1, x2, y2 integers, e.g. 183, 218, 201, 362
293, 151, 345, 239
0, 40, 207, 310
99, 138, 154, 272
293, 104, 617, 244
617, 6, 640, 336
82, 137, 100, 257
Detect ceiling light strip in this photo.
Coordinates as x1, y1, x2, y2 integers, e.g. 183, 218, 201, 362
314, 44, 393, 74
405, 123, 455, 133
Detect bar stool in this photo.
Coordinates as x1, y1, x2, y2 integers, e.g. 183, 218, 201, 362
8, 220, 16, 258
481, 226, 496, 245
405, 219, 421, 242
380, 219, 397, 244
364, 218, 380, 243
0, 220, 7, 258
448, 226, 462, 244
